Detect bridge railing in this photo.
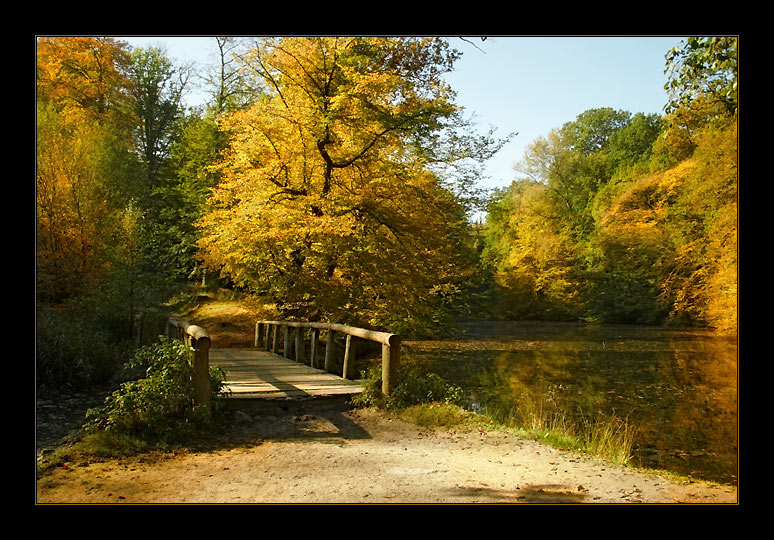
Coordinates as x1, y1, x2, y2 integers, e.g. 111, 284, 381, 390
255, 321, 401, 396
166, 318, 212, 406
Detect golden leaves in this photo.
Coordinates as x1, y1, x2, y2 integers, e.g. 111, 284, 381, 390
195, 37, 481, 331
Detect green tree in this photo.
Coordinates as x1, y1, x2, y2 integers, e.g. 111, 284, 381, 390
562, 108, 631, 157
665, 36, 738, 116
126, 46, 190, 196
123, 46, 198, 285
486, 108, 664, 322
150, 109, 224, 281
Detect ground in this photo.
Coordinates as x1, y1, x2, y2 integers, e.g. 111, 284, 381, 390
36, 398, 737, 505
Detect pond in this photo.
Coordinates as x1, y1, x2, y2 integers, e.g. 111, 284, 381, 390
402, 320, 738, 486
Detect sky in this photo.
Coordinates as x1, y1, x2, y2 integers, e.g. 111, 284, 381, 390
119, 35, 684, 198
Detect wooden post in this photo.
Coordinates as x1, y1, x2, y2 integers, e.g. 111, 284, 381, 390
272, 324, 279, 353
193, 337, 212, 406
165, 319, 212, 406
295, 326, 306, 363
309, 328, 319, 368
342, 334, 355, 379
324, 330, 335, 373
254, 322, 261, 348
283, 325, 291, 359
265, 324, 272, 351
165, 319, 176, 340
382, 335, 401, 396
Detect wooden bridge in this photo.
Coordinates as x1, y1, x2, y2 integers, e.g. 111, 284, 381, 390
166, 319, 401, 405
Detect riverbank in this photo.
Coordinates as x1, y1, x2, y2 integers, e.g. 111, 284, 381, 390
36, 399, 737, 505
36, 293, 737, 505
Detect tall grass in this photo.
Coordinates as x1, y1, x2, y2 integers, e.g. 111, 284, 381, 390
36, 310, 126, 392
578, 412, 638, 465
354, 359, 636, 465
483, 393, 637, 466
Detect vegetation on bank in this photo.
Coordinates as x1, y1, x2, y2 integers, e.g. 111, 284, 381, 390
353, 359, 636, 466
85, 337, 229, 440
480, 36, 738, 332
481, 106, 737, 331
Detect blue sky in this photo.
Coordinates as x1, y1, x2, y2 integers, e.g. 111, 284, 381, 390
442, 36, 683, 191
120, 35, 684, 195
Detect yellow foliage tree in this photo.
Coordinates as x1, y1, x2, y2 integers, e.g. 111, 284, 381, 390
36, 36, 137, 303
197, 37, 494, 334
664, 119, 737, 331
482, 179, 584, 319
36, 36, 132, 123
596, 118, 737, 331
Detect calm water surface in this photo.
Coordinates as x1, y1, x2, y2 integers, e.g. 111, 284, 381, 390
403, 321, 738, 486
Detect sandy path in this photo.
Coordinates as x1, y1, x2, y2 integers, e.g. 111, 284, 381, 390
36, 402, 737, 505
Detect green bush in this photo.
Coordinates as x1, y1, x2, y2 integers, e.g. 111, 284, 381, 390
85, 337, 227, 442
354, 358, 464, 410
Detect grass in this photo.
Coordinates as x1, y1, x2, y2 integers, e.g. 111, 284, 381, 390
354, 351, 638, 466
375, 399, 636, 468
467, 396, 638, 466
397, 402, 490, 428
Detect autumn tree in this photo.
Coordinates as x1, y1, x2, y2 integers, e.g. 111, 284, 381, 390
484, 108, 663, 322
197, 37, 504, 335
481, 179, 584, 319
36, 36, 133, 123
36, 37, 139, 303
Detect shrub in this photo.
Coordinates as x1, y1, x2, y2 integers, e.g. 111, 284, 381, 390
354, 358, 464, 410
85, 337, 227, 443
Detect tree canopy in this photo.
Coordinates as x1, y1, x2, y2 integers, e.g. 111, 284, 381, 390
481, 36, 737, 332
37, 35, 738, 341
196, 37, 501, 334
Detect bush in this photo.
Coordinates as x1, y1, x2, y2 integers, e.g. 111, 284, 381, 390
354, 358, 464, 410
85, 337, 227, 443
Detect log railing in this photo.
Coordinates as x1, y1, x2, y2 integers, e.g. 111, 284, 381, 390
255, 321, 401, 396
166, 318, 212, 406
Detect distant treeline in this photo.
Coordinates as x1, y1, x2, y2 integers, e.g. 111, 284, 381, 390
480, 37, 737, 332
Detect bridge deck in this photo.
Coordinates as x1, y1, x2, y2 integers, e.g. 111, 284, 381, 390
209, 348, 363, 401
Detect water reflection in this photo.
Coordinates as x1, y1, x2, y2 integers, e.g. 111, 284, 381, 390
404, 321, 738, 486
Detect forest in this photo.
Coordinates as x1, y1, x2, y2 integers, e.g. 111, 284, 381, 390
36, 36, 738, 392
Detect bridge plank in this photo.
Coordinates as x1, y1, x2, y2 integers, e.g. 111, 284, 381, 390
209, 348, 363, 400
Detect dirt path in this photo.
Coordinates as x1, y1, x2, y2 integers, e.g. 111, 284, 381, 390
36, 401, 737, 505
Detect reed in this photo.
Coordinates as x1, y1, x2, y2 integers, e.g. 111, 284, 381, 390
483, 393, 637, 466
